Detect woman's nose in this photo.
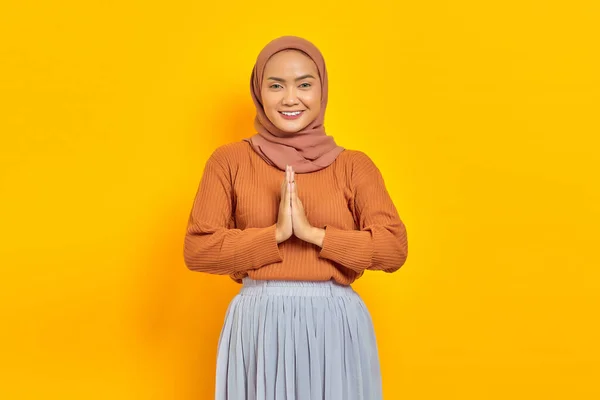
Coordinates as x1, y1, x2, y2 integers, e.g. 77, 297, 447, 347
281, 88, 299, 105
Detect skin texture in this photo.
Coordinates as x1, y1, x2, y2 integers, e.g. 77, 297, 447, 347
260, 50, 322, 133
264, 50, 326, 247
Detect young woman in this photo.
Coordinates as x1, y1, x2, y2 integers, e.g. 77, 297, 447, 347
184, 35, 408, 400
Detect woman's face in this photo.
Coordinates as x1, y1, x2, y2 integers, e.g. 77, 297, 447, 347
261, 50, 322, 133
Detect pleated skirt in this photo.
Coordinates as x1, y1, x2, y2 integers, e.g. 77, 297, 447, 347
215, 277, 382, 400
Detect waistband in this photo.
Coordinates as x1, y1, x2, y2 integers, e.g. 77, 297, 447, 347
239, 277, 356, 297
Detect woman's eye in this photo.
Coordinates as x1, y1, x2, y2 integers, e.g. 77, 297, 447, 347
300, 83, 311, 88
270, 84, 282, 89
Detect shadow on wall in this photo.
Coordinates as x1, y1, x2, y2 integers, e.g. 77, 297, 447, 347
133, 96, 258, 399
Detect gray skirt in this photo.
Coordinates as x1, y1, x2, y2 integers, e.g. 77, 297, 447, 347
215, 277, 382, 400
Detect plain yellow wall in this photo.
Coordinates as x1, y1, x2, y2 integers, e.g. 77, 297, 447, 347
1, 1, 598, 398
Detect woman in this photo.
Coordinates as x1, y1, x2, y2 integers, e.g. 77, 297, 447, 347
184, 36, 408, 400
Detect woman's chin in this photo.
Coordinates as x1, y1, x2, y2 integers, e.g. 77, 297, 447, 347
274, 120, 310, 134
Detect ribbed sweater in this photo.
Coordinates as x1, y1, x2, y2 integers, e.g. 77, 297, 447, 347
183, 141, 408, 285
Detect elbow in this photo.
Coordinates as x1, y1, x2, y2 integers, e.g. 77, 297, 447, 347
183, 249, 199, 272
183, 251, 228, 275
183, 237, 213, 273
183, 230, 212, 272
370, 226, 408, 272
183, 247, 203, 272
391, 246, 408, 272
394, 237, 409, 269
183, 240, 234, 275
390, 227, 408, 271
378, 238, 408, 273
381, 254, 407, 274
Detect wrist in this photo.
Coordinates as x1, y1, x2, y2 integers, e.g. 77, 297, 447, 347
308, 227, 325, 248
275, 225, 283, 244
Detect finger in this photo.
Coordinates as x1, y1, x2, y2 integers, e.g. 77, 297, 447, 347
285, 179, 291, 203
282, 166, 291, 196
290, 181, 297, 205
286, 186, 292, 212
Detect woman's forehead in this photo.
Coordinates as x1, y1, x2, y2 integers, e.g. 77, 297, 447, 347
263, 50, 319, 76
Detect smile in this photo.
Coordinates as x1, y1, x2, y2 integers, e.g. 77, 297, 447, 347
278, 110, 304, 120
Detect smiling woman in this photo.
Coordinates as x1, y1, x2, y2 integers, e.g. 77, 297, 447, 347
261, 50, 322, 132
183, 35, 408, 400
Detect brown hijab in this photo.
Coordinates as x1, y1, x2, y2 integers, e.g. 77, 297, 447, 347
244, 36, 344, 173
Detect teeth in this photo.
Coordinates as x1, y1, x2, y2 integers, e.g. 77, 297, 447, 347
281, 111, 302, 116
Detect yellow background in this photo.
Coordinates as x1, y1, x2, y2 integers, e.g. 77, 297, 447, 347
1, 1, 598, 398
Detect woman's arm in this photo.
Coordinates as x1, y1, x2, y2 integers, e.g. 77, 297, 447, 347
183, 149, 283, 275
317, 152, 408, 273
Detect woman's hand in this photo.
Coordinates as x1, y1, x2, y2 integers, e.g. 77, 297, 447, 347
275, 166, 293, 243
290, 168, 325, 247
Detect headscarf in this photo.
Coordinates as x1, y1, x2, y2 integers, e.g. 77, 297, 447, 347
243, 36, 344, 173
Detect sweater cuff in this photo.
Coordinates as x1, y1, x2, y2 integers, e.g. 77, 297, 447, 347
235, 224, 283, 273
318, 225, 372, 272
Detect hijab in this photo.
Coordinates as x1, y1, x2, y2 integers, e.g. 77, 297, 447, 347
243, 36, 344, 173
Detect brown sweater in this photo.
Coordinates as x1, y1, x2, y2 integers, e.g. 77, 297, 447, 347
183, 141, 408, 285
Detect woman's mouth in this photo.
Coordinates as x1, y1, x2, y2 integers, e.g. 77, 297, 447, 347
278, 110, 304, 120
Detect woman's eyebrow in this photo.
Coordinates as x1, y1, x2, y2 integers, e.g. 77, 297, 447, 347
267, 74, 316, 82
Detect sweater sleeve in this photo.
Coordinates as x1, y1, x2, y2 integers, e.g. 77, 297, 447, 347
183, 149, 283, 275
318, 152, 408, 273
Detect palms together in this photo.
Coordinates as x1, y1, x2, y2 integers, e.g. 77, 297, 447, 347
275, 165, 313, 243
